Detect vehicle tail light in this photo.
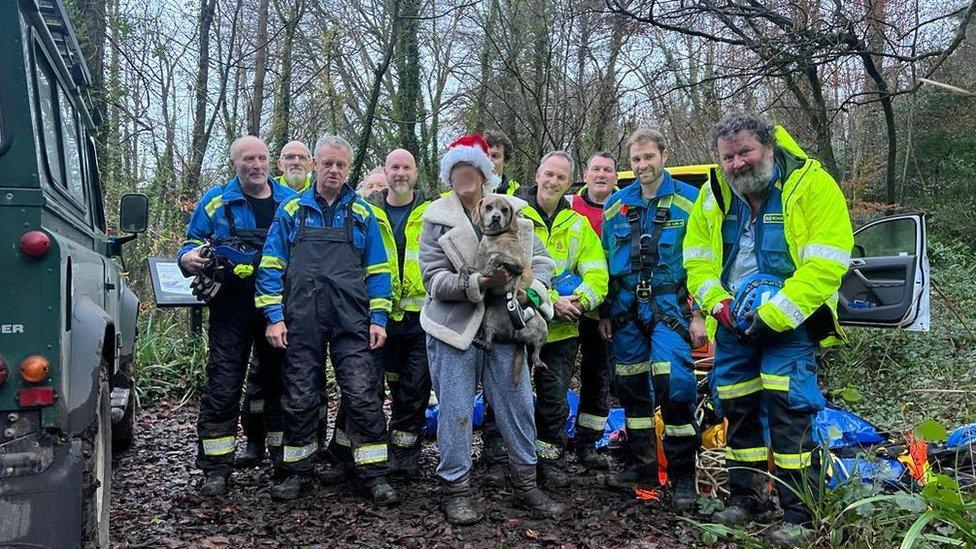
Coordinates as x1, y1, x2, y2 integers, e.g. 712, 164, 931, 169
0, 356, 7, 385
18, 386, 56, 407
20, 230, 52, 259
20, 355, 50, 383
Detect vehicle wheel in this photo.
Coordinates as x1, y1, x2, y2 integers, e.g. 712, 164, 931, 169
82, 362, 112, 548
112, 360, 137, 452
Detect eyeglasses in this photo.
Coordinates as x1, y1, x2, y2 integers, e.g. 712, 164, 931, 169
282, 154, 310, 162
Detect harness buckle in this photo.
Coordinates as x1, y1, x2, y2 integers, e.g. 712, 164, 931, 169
653, 207, 669, 224
635, 280, 652, 302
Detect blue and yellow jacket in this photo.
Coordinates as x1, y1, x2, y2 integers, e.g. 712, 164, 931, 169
255, 184, 393, 326
177, 176, 297, 276
601, 172, 700, 323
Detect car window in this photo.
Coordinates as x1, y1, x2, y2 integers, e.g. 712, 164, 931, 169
59, 87, 85, 204
35, 55, 65, 186
853, 217, 917, 258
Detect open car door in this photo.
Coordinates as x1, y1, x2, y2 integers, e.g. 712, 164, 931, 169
837, 213, 930, 331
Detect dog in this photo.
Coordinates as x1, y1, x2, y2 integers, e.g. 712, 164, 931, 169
471, 194, 548, 383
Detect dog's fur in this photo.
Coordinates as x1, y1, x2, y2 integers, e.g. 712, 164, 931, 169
471, 195, 548, 381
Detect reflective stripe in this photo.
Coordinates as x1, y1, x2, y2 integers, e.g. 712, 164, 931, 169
702, 193, 716, 213
399, 296, 425, 310
673, 194, 695, 213
615, 361, 650, 376
186, 238, 206, 246
249, 399, 265, 413
651, 361, 671, 376
284, 198, 301, 216
370, 298, 392, 311
665, 423, 697, 437
385, 371, 400, 383
255, 294, 282, 307
626, 417, 655, 430
725, 446, 768, 462
768, 292, 806, 326
696, 279, 719, 304
404, 249, 420, 262
354, 443, 389, 465
205, 195, 223, 217
201, 436, 235, 456
761, 373, 790, 392
575, 282, 599, 308
773, 451, 814, 470
578, 259, 604, 274
283, 441, 318, 463
683, 246, 715, 262
577, 413, 607, 431
233, 264, 254, 277
366, 263, 391, 275
536, 439, 561, 460
391, 430, 418, 448
716, 377, 762, 399
266, 431, 283, 447
801, 243, 851, 267
259, 255, 287, 270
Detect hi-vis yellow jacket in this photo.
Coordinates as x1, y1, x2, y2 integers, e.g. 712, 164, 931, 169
369, 196, 432, 322
520, 193, 608, 342
683, 126, 854, 347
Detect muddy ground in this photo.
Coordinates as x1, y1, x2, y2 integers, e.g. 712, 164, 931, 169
109, 401, 719, 548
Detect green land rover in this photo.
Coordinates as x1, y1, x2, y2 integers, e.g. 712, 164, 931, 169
0, 0, 146, 546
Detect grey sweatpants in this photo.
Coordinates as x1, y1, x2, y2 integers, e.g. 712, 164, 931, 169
427, 335, 537, 482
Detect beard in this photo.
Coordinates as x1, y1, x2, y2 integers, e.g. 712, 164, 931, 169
726, 154, 775, 196
284, 169, 307, 187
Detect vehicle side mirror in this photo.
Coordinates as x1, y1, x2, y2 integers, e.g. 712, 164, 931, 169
119, 194, 149, 234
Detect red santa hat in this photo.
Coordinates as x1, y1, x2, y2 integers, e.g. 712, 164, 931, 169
439, 133, 500, 193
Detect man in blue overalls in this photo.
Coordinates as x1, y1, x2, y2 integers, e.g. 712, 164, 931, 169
177, 136, 295, 496
599, 129, 706, 511
256, 135, 398, 506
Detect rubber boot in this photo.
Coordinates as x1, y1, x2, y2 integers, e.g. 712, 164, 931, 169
538, 460, 570, 489
440, 474, 483, 525
671, 476, 697, 512
234, 439, 266, 469
270, 472, 313, 501
510, 464, 566, 518
481, 431, 509, 487
767, 522, 814, 547
605, 464, 657, 491
365, 476, 401, 507
575, 443, 609, 470
319, 461, 353, 485
200, 472, 228, 497
392, 446, 422, 479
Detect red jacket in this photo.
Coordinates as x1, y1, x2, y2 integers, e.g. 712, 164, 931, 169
571, 191, 605, 237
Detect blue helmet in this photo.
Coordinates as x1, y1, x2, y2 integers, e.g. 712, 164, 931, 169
731, 273, 784, 334
552, 271, 583, 297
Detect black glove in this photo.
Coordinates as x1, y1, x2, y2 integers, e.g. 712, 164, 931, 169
743, 310, 772, 340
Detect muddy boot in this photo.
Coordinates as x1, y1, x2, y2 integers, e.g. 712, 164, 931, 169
319, 461, 352, 485
605, 464, 656, 492
200, 472, 228, 497
538, 460, 570, 489
271, 473, 313, 501
441, 474, 483, 525
365, 476, 401, 507
510, 465, 566, 518
671, 476, 697, 512
766, 523, 814, 547
234, 439, 266, 469
575, 443, 609, 471
712, 504, 756, 526
481, 430, 509, 487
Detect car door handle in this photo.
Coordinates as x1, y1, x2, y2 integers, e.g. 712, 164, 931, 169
851, 258, 866, 267
851, 269, 902, 288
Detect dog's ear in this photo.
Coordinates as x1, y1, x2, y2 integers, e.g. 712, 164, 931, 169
503, 201, 518, 231
470, 198, 485, 227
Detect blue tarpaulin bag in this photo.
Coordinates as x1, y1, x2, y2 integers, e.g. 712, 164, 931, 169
814, 403, 885, 449
947, 423, 976, 448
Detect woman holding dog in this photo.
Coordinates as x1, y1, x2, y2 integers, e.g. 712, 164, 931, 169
418, 134, 566, 524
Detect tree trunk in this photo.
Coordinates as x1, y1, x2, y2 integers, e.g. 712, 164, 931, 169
268, 0, 303, 153
393, 0, 422, 157
248, 0, 271, 136
186, 0, 218, 195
